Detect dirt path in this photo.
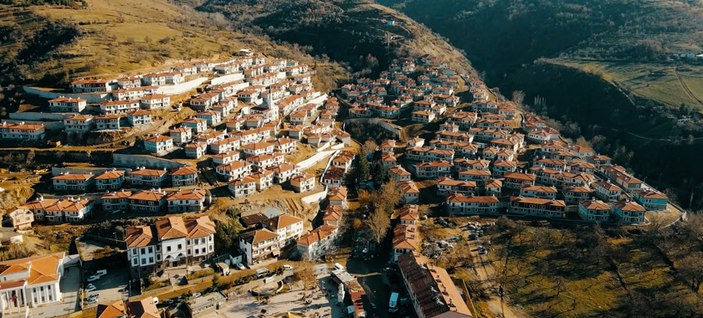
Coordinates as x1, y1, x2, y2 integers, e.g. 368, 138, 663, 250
673, 67, 703, 107
468, 239, 527, 318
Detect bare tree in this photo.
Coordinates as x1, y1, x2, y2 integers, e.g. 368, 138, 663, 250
362, 139, 378, 155
678, 252, 703, 292
511, 90, 525, 107
378, 178, 402, 213
366, 205, 390, 245
294, 262, 316, 292
553, 276, 566, 297
681, 213, 703, 241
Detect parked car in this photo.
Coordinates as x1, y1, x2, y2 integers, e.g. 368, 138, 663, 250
87, 275, 101, 282
95, 269, 107, 277
283, 264, 294, 271
85, 284, 96, 292
192, 292, 202, 298
236, 263, 246, 270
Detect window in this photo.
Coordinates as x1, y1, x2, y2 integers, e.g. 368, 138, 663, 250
178, 244, 182, 250
167, 246, 172, 252
149, 257, 154, 263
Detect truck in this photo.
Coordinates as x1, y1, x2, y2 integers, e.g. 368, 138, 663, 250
388, 292, 399, 312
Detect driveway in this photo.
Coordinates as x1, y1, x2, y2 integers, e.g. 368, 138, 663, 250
82, 265, 130, 308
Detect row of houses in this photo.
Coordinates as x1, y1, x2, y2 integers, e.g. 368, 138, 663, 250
51, 166, 199, 192
18, 187, 209, 225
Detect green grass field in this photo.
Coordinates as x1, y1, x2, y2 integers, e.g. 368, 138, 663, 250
550, 58, 703, 110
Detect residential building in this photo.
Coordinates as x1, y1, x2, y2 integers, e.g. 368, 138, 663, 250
509, 197, 566, 219
563, 186, 593, 205
290, 173, 316, 193
183, 216, 216, 262
503, 172, 536, 190
593, 181, 622, 202
185, 292, 226, 318
388, 165, 412, 182
96, 299, 160, 318
398, 253, 472, 318
578, 199, 612, 223
140, 94, 170, 109
166, 188, 208, 213
48, 97, 86, 112
297, 225, 338, 260
325, 187, 347, 210
71, 78, 112, 93
411, 161, 452, 179
22, 197, 93, 224
239, 228, 280, 265
634, 190, 668, 211
322, 206, 344, 227
436, 177, 477, 196
446, 194, 500, 216
143, 135, 174, 155
169, 127, 193, 144
154, 217, 188, 268
264, 214, 304, 245
0, 122, 46, 141
127, 110, 152, 126
321, 167, 345, 188
125, 216, 215, 276
7, 208, 34, 231
170, 166, 198, 187
63, 114, 94, 133
94, 114, 123, 130
99, 100, 140, 114
124, 225, 157, 276
185, 142, 207, 159
216, 160, 251, 181
392, 224, 418, 262
399, 181, 420, 204
126, 168, 168, 187
94, 169, 125, 191
613, 201, 646, 225
128, 189, 167, 213
397, 205, 419, 225
52, 173, 94, 192
182, 118, 208, 134
519, 185, 558, 200
0, 253, 65, 310
411, 110, 435, 123
101, 190, 132, 213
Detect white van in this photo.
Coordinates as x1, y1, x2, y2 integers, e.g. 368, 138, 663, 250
333, 263, 344, 271
389, 292, 399, 312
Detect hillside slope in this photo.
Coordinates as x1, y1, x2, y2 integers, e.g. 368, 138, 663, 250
0, 0, 347, 89
381, 0, 703, 209
197, 0, 475, 80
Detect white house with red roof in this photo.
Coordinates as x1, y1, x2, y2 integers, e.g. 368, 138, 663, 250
0, 252, 65, 310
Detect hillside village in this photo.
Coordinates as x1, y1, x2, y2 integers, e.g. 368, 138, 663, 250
0, 48, 680, 318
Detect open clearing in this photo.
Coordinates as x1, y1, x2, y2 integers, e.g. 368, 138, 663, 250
550, 58, 703, 110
